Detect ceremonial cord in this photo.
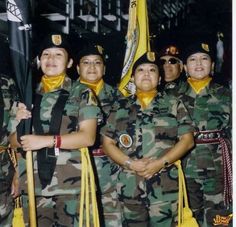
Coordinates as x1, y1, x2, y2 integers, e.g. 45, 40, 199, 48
79, 148, 100, 227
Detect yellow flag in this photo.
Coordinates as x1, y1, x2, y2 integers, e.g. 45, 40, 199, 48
118, 0, 150, 97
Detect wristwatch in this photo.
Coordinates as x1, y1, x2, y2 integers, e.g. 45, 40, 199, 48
123, 158, 133, 169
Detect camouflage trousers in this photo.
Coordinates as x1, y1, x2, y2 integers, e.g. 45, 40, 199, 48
21, 193, 123, 227
186, 177, 233, 227
0, 190, 14, 227
120, 200, 178, 227
99, 191, 123, 227
94, 156, 122, 227
21, 194, 79, 227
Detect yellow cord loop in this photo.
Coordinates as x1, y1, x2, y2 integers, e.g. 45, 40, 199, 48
175, 160, 199, 227
79, 148, 100, 227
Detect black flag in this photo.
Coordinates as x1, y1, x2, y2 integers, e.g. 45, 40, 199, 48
7, 2, 37, 226
7, 0, 32, 135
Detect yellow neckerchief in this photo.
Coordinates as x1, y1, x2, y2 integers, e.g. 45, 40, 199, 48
136, 89, 157, 109
187, 76, 212, 94
80, 78, 104, 95
41, 73, 66, 93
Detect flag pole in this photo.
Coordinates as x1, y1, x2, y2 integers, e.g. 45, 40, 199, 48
26, 151, 37, 227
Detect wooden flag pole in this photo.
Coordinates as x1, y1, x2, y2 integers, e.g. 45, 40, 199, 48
26, 151, 37, 227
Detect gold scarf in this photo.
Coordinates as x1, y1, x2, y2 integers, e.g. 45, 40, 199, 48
41, 73, 66, 93
187, 76, 212, 94
136, 89, 157, 109
80, 79, 104, 95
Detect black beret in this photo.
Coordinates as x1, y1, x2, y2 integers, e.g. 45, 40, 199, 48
158, 44, 181, 60
76, 43, 105, 63
38, 33, 71, 58
183, 41, 215, 63
132, 51, 159, 74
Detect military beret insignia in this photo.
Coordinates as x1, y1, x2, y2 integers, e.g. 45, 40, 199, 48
119, 134, 133, 148
201, 43, 209, 52
168, 46, 179, 55
51, 35, 62, 46
96, 45, 104, 55
147, 51, 156, 62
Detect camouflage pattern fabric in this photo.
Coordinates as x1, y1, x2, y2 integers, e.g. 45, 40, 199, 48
101, 92, 194, 226
90, 82, 122, 227
179, 81, 232, 227
0, 74, 18, 226
21, 194, 79, 227
18, 78, 102, 226
0, 190, 14, 227
0, 74, 19, 146
161, 77, 187, 97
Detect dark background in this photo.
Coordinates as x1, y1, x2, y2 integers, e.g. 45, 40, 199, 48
0, 0, 232, 87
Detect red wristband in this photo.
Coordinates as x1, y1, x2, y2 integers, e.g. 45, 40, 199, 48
55, 135, 61, 148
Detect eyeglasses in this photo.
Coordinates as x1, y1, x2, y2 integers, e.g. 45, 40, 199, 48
159, 58, 180, 65
80, 60, 103, 66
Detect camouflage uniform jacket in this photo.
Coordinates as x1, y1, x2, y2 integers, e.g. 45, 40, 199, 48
0, 74, 18, 192
179, 81, 232, 178
101, 92, 194, 204
19, 77, 101, 196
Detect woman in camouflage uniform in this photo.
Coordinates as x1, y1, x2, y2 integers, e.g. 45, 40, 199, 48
76, 43, 122, 227
10, 33, 101, 226
0, 73, 19, 227
181, 41, 232, 227
101, 51, 194, 227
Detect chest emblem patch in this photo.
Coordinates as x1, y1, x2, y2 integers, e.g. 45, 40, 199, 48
119, 134, 133, 148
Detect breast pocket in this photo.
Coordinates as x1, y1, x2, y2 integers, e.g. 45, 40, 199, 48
153, 116, 178, 141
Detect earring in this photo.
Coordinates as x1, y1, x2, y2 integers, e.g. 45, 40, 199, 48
37, 56, 41, 70
211, 69, 214, 76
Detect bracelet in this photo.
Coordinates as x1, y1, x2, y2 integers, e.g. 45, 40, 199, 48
53, 136, 57, 147
123, 158, 133, 170
55, 135, 61, 148
53, 135, 61, 156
